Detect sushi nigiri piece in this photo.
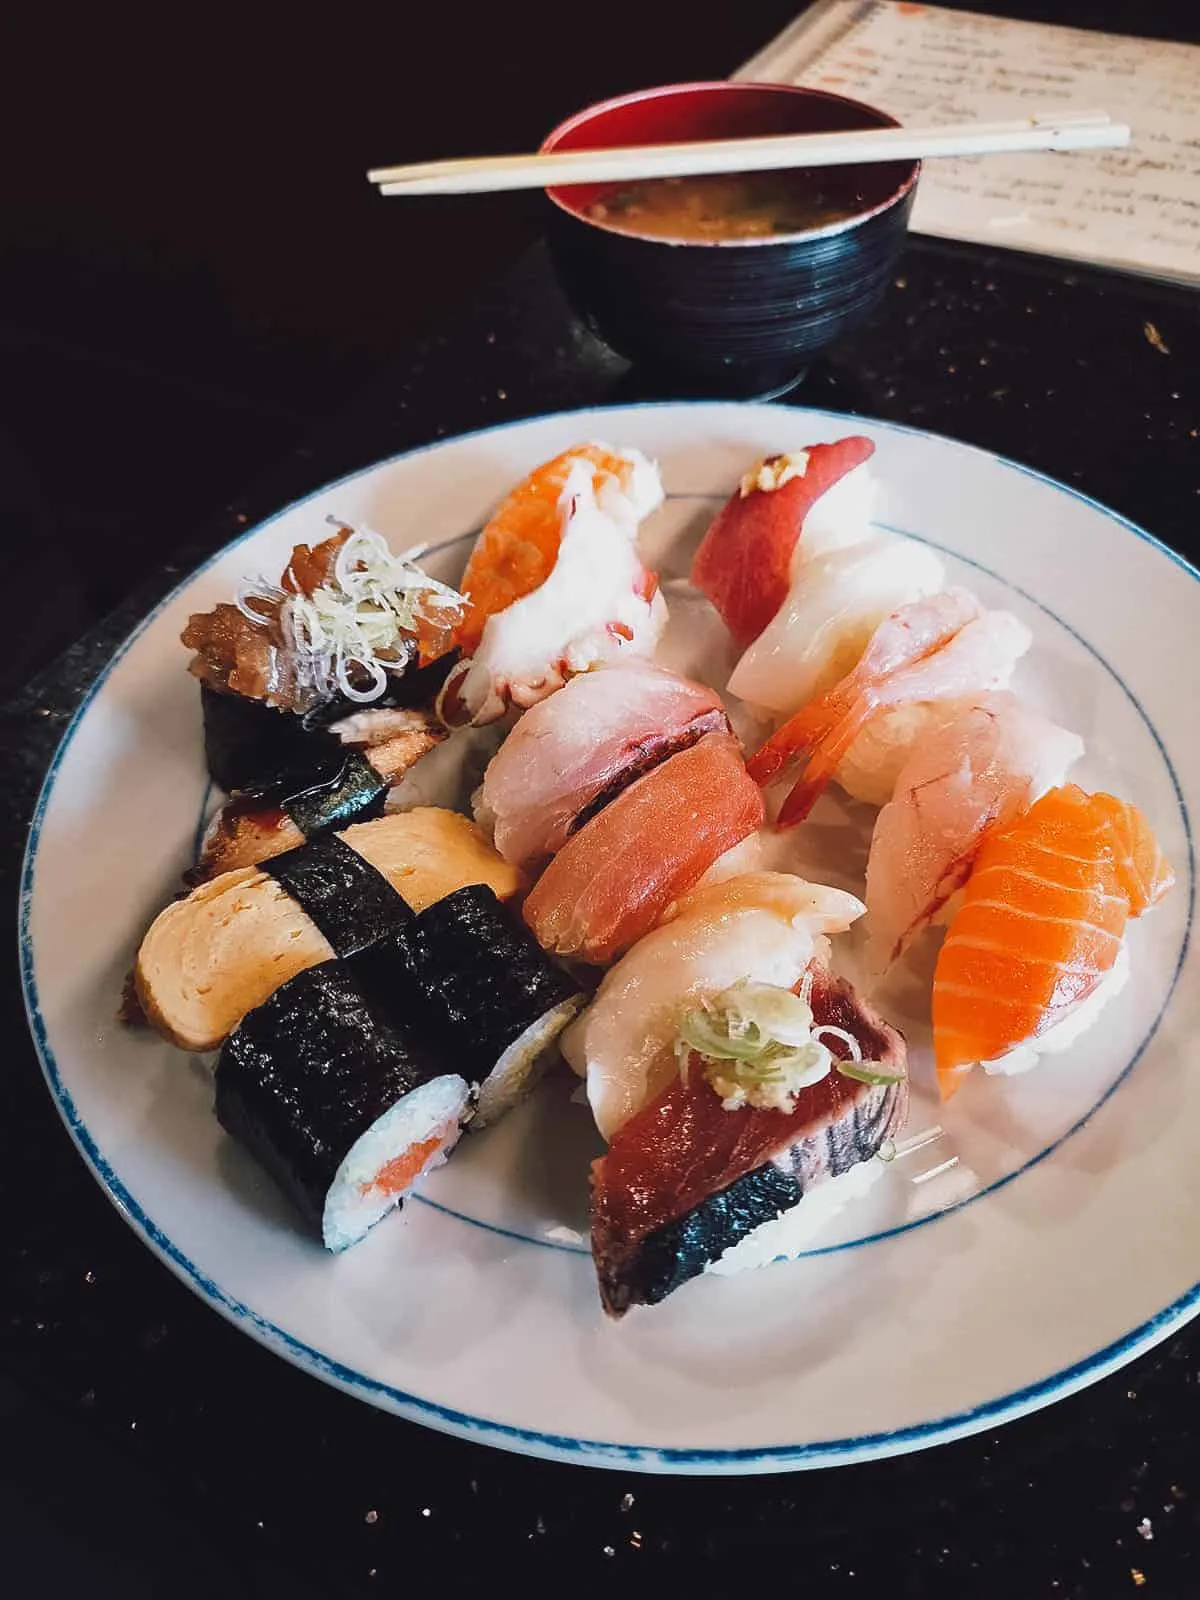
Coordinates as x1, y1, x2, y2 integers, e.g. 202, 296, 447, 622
216, 960, 471, 1251
184, 521, 466, 716
522, 732, 764, 967
754, 603, 1033, 827
728, 534, 947, 717
440, 451, 665, 725
864, 693, 1084, 973
473, 661, 728, 872
590, 961, 908, 1315
562, 872, 866, 1140
690, 438, 875, 648
449, 443, 662, 656
932, 785, 1174, 1097
135, 808, 523, 1052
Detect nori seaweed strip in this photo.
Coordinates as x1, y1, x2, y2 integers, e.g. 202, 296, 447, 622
594, 1165, 805, 1316
201, 685, 345, 795
264, 834, 413, 957
282, 753, 389, 837
215, 961, 441, 1234
201, 651, 457, 796
351, 886, 581, 1083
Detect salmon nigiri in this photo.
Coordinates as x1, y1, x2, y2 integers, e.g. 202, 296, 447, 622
932, 785, 1174, 1097
522, 732, 764, 967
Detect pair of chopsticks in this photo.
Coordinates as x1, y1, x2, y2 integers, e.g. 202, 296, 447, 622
367, 108, 1129, 197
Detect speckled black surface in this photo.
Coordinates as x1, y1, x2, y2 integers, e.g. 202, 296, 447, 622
5, 2, 1200, 1594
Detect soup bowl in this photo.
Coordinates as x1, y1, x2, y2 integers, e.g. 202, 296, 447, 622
541, 81, 920, 397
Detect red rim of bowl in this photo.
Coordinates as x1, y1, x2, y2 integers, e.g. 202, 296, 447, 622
540, 80, 921, 249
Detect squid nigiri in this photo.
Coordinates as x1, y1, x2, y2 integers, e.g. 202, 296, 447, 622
864, 693, 1084, 974
522, 732, 764, 966
440, 451, 666, 725
751, 599, 1032, 826
690, 438, 876, 648
561, 871, 866, 1140
474, 661, 728, 871
727, 534, 948, 717
932, 785, 1174, 1097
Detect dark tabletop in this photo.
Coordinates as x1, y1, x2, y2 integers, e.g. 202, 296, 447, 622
5, 2, 1200, 1595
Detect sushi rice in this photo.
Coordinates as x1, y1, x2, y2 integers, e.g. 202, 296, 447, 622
471, 994, 585, 1131
323, 1073, 470, 1252
706, 1157, 885, 1276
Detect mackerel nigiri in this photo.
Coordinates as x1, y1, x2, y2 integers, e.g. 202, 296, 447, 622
474, 662, 728, 872
522, 733, 764, 967
932, 785, 1174, 1096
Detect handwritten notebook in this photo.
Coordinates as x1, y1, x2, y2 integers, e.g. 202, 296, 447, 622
737, 1, 1200, 284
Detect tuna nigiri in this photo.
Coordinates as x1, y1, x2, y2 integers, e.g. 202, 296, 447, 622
474, 661, 728, 871
522, 732, 764, 967
440, 453, 666, 725
589, 953, 908, 1314
932, 785, 1174, 1097
727, 535, 947, 717
753, 601, 1033, 827
864, 693, 1084, 973
690, 438, 876, 648
561, 872, 866, 1140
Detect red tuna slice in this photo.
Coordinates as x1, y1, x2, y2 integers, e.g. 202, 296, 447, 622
590, 966, 909, 1316
522, 731, 765, 965
690, 437, 876, 649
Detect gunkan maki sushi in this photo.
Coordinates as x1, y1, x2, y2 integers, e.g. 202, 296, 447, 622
216, 960, 471, 1251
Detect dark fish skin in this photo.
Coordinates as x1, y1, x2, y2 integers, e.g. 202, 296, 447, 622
215, 961, 446, 1236
352, 885, 582, 1087
568, 707, 732, 838
591, 968, 909, 1317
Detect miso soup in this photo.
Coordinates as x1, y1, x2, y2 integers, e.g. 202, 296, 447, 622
584, 170, 867, 241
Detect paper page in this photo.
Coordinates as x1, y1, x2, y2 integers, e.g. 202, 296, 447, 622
737, 0, 1200, 283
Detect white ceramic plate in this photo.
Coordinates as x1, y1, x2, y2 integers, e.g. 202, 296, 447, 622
20, 403, 1199, 1473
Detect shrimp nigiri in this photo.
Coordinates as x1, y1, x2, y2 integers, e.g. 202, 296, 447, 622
864, 693, 1084, 974
932, 785, 1174, 1097
751, 596, 1032, 826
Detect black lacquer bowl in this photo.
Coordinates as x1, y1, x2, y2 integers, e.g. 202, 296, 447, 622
541, 82, 919, 397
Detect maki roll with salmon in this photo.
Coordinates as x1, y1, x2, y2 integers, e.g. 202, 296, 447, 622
216, 961, 470, 1251
357, 886, 584, 1128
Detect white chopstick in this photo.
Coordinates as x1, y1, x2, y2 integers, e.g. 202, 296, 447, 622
368, 109, 1129, 197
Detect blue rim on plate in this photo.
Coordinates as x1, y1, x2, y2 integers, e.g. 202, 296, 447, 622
17, 402, 1200, 1471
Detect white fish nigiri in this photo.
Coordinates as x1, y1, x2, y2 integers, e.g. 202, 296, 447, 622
560, 872, 864, 1141
728, 534, 946, 716
865, 692, 1084, 973
474, 661, 727, 871
443, 460, 666, 724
